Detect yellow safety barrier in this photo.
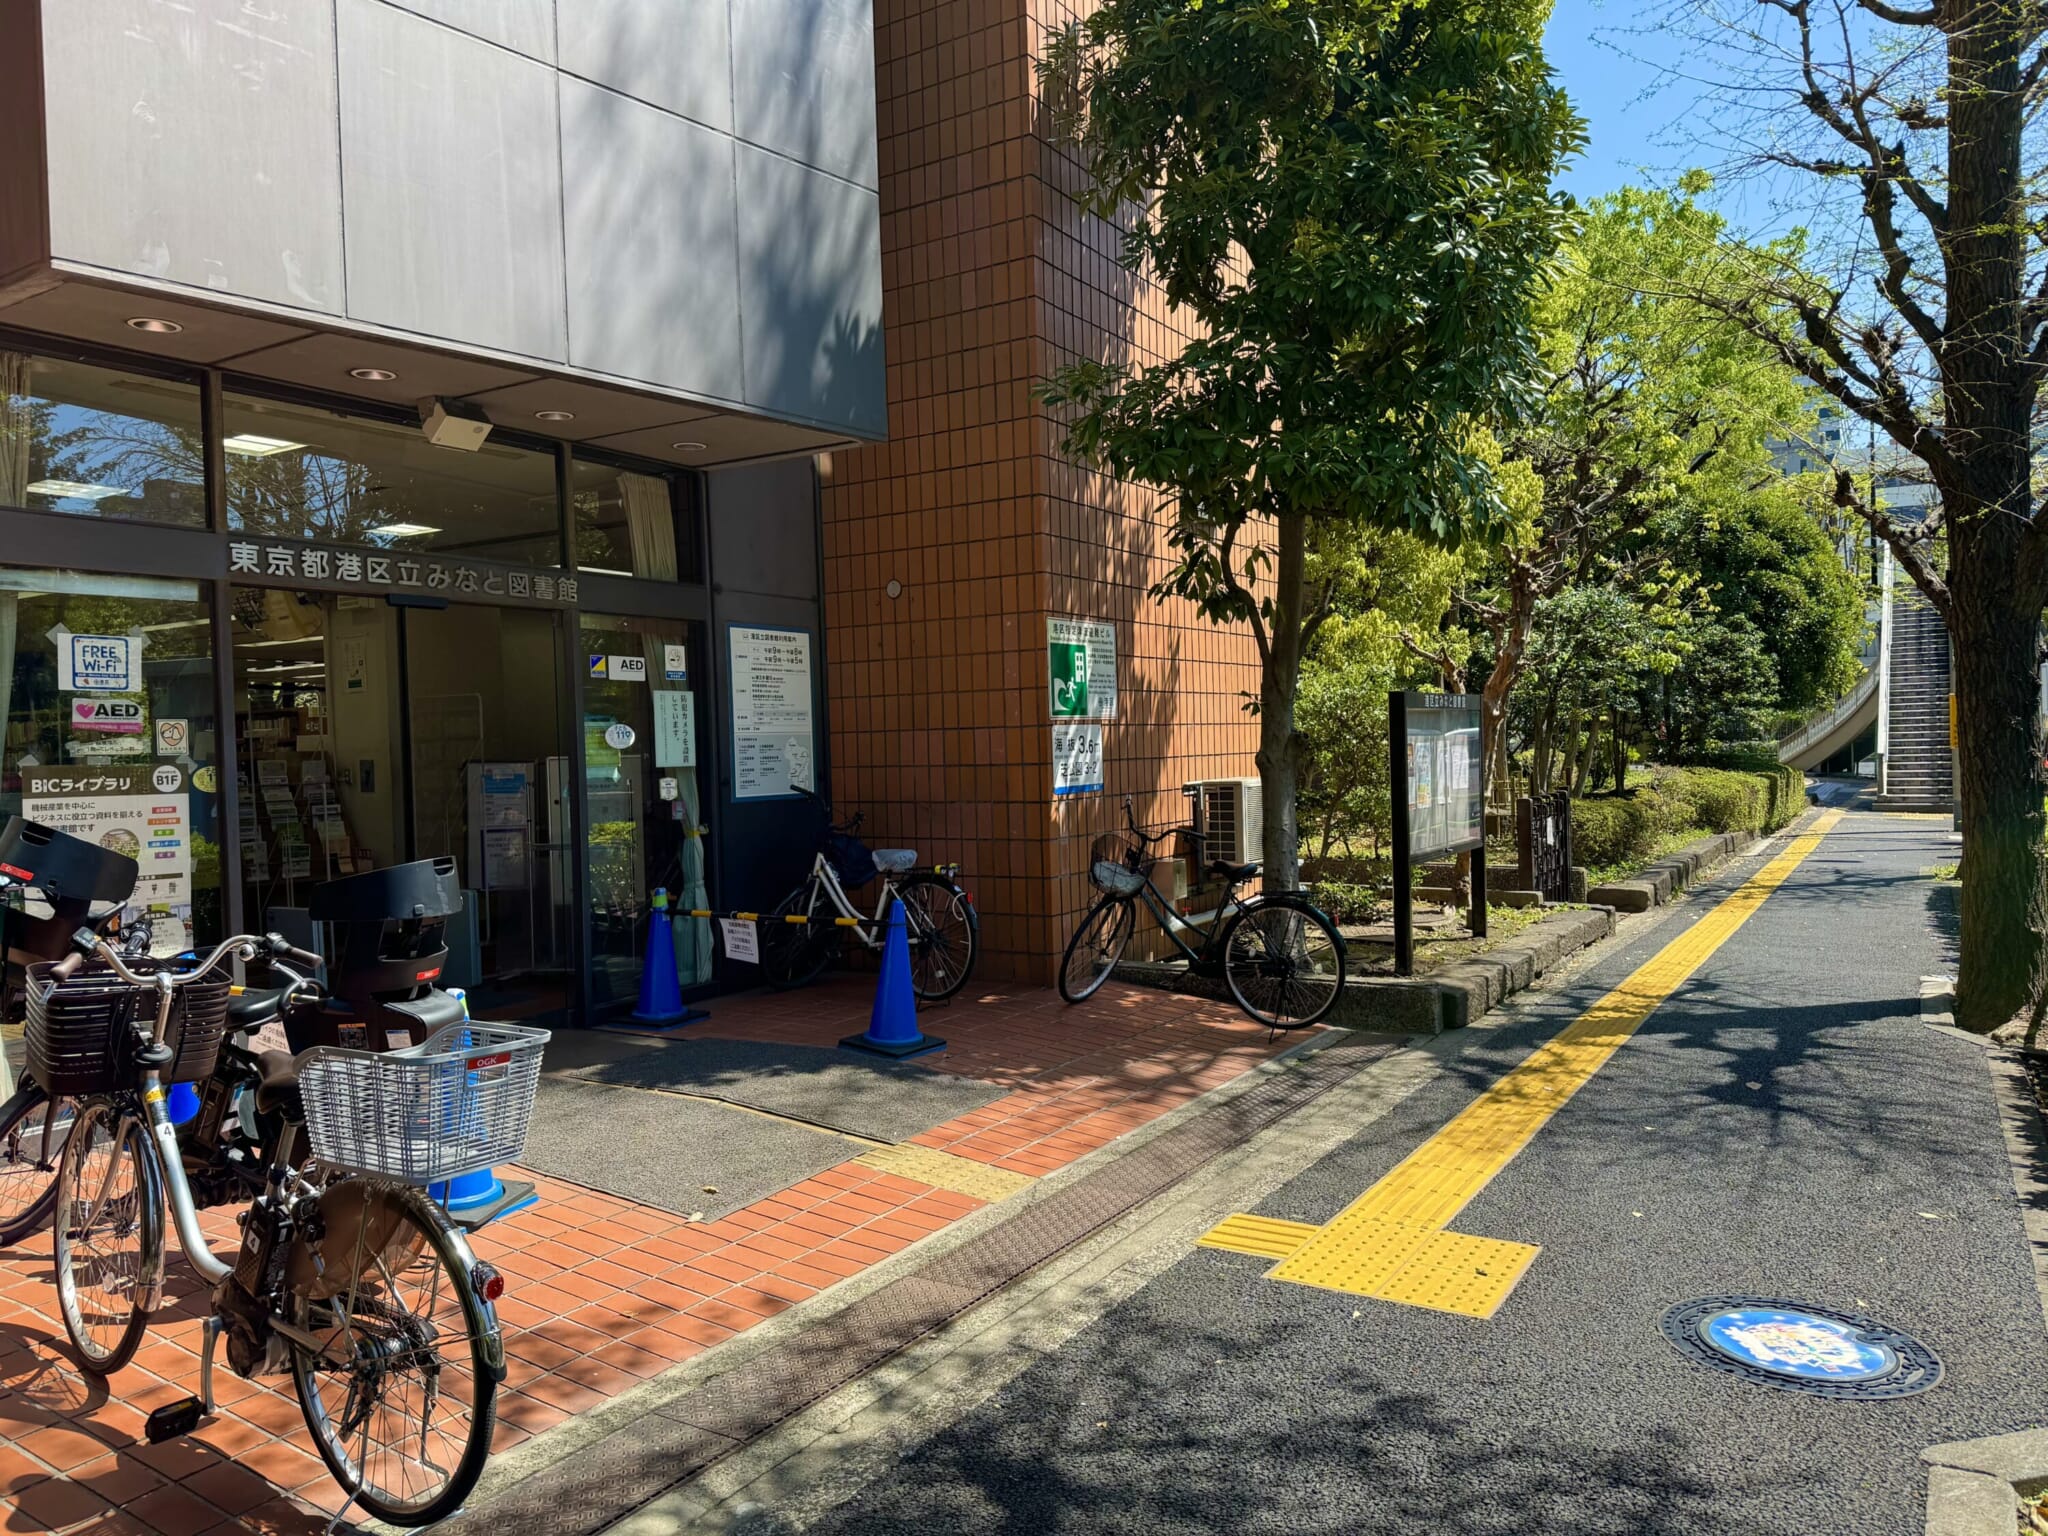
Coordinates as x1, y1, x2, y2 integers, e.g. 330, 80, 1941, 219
677, 908, 861, 927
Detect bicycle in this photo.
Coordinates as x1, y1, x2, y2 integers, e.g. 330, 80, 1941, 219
761, 786, 980, 1000
34, 926, 545, 1526
1058, 796, 1348, 1028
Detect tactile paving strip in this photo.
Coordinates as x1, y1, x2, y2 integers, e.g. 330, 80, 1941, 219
855, 1141, 1039, 1202
440, 1036, 1403, 1536
1205, 813, 1843, 1318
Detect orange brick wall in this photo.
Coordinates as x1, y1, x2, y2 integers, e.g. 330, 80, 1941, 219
820, 0, 1262, 983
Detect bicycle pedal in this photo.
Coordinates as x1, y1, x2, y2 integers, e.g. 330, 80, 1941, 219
144, 1396, 206, 1443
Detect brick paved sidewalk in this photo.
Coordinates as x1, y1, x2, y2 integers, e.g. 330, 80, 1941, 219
0, 979, 1299, 1534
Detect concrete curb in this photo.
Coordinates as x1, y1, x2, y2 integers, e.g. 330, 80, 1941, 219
1922, 1430, 2048, 1534
1586, 827, 1757, 912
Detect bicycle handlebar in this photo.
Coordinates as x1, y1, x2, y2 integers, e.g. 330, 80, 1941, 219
59, 930, 318, 990
1122, 795, 1168, 848
791, 783, 862, 834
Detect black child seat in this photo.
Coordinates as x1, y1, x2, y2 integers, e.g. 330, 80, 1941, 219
0, 817, 139, 969
293, 857, 467, 1053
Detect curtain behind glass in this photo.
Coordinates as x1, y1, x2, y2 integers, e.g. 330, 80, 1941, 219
621, 473, 678, 581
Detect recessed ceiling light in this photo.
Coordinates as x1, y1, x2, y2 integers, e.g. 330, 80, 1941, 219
26, 479, 130, 501
126, 316, 183, 334
222, 433, 306, 458
671, 440, 707, 452
368, 522, 441, 538
350, 367, 398, 382
535, 410, 576, 422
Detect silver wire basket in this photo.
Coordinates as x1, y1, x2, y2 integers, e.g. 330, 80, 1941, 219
297, 1021, 549, 1186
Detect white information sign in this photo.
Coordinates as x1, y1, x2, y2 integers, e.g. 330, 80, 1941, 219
1047, 617, 1117, 720
720, 917, 760, 964
664, 643, 688, 681
654, 690, 697, 768
604, 722, 637, 750
22, 764, 193, 953
609, 655, 648, 683
1052, 722, 1104, 797
155, 718, 190, 757
55, 629, 142, 692
729, 626, 815, 800
1400, 692, 1485, 859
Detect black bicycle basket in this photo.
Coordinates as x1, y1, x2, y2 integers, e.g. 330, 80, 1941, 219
826, 830, 877, 888
25, 957, 230, 1096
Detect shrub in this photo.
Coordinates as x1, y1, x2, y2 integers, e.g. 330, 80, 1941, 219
1568, 761, 1805, 872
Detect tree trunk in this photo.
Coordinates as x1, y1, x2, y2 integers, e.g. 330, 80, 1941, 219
1609, 706, 1627, 793
1947, 554, 2046, 1030
1255, 512, 1309, 890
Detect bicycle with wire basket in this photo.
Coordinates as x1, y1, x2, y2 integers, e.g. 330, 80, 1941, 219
31, 925, 547, 1527
1059, 797, 1347, 1029
760, 785, 980, 1000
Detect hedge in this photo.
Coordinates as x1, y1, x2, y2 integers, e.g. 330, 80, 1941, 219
1570, 763, 1803, 871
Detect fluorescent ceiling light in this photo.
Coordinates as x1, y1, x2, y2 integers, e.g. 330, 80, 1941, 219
368, 522, 441, 538
223, 434, 306, 458
26, 479, 130, 501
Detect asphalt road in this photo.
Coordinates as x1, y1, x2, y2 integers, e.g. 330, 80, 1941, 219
805, 812, 2048, 1535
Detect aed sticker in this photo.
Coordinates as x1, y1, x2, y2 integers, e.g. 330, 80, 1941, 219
609, 655, 647, 683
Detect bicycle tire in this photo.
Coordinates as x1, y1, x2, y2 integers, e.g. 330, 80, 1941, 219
0, 1079, 69, 1247
1059, 896, 1136, 1004
761, 884, 838, 991
53, 1098, 161, 1376
291, 1181, 498, 1526
895, 873, 980, 1001
1220, 894, 1347, 1029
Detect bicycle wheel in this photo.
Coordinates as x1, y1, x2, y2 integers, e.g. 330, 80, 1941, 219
1220, 896, 1346, 1029
1059, 896, 1135, 1003
896, 873, 980, 1001
761, 884, 838, 991
53, 1098, 161, 1375
291, 1181, 498, 1526
0, 1079, 72, 1246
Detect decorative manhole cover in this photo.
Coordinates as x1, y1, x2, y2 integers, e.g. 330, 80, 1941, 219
1660, 1297, 1942, 1400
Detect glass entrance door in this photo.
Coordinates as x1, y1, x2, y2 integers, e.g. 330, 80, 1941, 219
402, 604, 571, 1017
580, 614, 711, 1013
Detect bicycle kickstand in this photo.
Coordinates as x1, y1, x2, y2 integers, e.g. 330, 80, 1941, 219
142, 1316, 222, 1445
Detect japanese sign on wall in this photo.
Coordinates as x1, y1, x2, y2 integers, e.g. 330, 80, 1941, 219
1396, 692, 1485, 860
1052, 722, 1105, 797
1047, 617, 1117, 720
52, 628, 143, 692
729, 626, 814, 800
654, 690, 697, 768
22, 764, 193, 952
227, 538, 579, 605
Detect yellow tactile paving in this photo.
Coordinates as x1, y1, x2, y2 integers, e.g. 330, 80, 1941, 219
853, 1141, 1039, 1203
1207, 811, 1843, 1317
1197, 1213, 1321, 1260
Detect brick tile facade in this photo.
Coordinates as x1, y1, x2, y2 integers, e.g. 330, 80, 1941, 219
822, 0, 1262, 983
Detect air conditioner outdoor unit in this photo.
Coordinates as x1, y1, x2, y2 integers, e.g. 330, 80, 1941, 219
1195, 778, 1262, 866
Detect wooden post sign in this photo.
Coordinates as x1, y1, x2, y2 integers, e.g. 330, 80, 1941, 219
1388, 691, 1487, 976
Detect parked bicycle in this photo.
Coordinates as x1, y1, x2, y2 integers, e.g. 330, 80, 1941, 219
33, 923, 546, 1526
1059, 796, 1347, 1028
761, 786, 980, 1000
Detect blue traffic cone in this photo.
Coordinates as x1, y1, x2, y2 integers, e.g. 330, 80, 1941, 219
428, 988, 536, 1227
840, 897, 944, 1059
633, 888, 686, 1023
166, 1082, 200, 1125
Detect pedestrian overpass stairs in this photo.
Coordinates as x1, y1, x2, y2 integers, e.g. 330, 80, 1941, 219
1778, 585, 1952, 812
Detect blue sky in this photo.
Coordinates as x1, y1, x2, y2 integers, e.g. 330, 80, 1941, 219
1544, 0, 1702, 201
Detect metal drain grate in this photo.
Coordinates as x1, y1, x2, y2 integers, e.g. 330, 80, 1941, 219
1660, 1296, 1942, 1400
440, 1035, 1399, 1536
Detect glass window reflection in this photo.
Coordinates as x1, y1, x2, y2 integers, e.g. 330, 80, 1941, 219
0, 353, 205, 526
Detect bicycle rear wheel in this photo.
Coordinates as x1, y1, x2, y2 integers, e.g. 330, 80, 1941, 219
1059, 896, 1135, 1003
53, 1098, 161, 1375
896, 873, 979, 1001
291, 1181, 498, 1527
761, 884, 838, 991
0, 1079, 72, 1246
1221, 896, 1346, 1028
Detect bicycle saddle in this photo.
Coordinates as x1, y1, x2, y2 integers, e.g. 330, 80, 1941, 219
1209, 859, 1261, 882
873, 849, 918, 873
254, 1049, 308, 1119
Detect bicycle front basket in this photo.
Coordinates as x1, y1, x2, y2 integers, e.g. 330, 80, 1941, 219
24, 958, 229, 1096
297, 1021, 549, 1186
1088, 831, 1149, 898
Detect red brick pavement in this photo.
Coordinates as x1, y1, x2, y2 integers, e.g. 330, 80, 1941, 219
0, 980, 1298, 1532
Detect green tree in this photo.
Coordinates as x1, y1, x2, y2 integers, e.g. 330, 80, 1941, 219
1656, 0, 2048, 1029
1431, 183, 1814, 805
1041, 0, 1578, 887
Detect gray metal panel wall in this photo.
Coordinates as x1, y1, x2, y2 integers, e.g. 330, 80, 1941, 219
707, 458, 825, 914
39, 0, 345, 313
27, 0, 884, 438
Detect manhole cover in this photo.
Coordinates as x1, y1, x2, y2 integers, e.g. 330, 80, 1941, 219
1660, 1297, 1942, 1400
